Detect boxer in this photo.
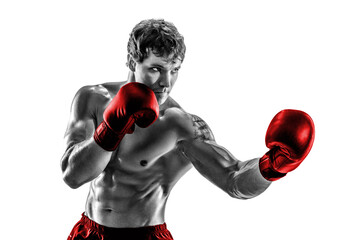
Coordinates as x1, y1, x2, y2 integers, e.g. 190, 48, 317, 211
61, 19, 315, 240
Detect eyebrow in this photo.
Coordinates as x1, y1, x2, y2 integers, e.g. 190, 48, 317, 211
149, 63, 181, 70
149, 63, 166, 69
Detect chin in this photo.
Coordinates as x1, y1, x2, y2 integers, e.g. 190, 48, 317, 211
157, 96, 168, 105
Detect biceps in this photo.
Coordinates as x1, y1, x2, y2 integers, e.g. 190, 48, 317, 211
64, 118, 95, 150
61, 118, 94, 172
178, 139, 240, 190
177, 140, 240, 177
63, 85, 101, 149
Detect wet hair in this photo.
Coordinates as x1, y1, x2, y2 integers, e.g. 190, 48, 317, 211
126, 19, 186, 67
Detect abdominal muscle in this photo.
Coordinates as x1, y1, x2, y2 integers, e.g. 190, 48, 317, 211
84, 160, 172, 228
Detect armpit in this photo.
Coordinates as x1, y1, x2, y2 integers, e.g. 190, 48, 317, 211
191, 114, 215, 142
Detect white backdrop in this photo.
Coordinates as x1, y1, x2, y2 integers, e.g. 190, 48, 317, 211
1, 0, 359, 239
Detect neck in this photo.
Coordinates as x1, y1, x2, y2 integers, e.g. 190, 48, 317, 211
127, 71, 135, 83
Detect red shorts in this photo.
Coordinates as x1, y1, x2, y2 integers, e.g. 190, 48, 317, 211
67, 213, 174, 240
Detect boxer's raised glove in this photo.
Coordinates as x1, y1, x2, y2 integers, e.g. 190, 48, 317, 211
94, 82, 159, 151
259, 109, 315, 181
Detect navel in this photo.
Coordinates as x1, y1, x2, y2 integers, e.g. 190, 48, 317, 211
140, 160, 148, 167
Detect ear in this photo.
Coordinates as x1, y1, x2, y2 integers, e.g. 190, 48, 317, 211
127, 54, 136, 72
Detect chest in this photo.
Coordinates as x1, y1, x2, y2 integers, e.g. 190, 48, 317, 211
121, 118, 176, 159
107, 108, 189, 172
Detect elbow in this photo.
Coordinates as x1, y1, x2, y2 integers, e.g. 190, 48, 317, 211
62, 171, 82, 189
227, 184, 269, 200
227, 188, 253, 200
61, 156, 84, 189
226, 164, 271, 200
226, 178, 251, 200
61, 153, 81, 189
226, 174, 263, 200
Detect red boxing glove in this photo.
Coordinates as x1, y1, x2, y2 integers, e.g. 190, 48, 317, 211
94, 82, 159, 151
259, 109, 315, 181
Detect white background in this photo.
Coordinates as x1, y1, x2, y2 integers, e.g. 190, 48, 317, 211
1, 0, 359, 239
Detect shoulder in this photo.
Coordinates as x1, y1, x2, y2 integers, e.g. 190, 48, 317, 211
70, 85, 104, 117
64, 84, 111, 145
162, 103, 215, 143
71, 82, 124, 115
73, 83, 113, 103
74, 81, 126, 100
187, 113, 216, 142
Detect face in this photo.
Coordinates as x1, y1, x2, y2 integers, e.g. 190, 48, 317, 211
131, 51, 182, 105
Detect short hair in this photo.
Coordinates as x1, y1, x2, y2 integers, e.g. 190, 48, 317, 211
127, 19, 186, 66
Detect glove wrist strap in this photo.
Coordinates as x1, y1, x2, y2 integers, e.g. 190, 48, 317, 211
93, 121, 125, 151
259, 150, 287, 181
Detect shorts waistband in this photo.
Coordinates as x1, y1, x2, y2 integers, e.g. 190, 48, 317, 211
81, 212, 168, 235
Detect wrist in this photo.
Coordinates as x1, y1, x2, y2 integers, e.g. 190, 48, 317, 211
93, 121, 125, 151
259, 150, 287, 181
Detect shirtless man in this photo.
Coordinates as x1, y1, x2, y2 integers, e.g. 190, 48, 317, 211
61, 19, 315, 240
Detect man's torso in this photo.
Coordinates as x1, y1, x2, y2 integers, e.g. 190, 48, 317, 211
84, 82, 194, 228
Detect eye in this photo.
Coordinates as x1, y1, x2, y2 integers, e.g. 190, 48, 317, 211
171, 68, 180, 74
150, 67, 161, 73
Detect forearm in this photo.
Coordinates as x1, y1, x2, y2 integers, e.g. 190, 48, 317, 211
178, 139, 271, 199
61, 138, 112, 188
226, 158, 271, 199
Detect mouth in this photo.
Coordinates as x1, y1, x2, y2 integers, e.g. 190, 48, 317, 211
154, 92, 167, 97
153, 90, 168, 95
154, 91, 168, 102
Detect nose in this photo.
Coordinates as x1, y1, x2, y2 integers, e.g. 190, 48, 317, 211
159, 72, 171, 88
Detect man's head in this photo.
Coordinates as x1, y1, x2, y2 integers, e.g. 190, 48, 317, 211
127, 19, 186, 68
126, 19, 186, 105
